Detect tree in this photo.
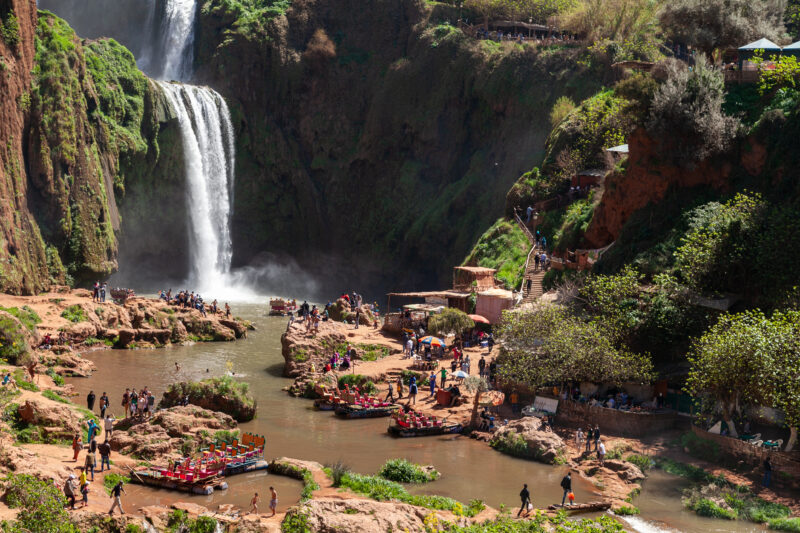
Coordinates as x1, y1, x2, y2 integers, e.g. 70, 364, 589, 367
465, 0, 575, 27
659, 0, 787, 56
561, 0, 661, 42
464, 376, 490, 428
427, 308, 475, 337
495, 305, 653, 389
767, 310, 800, 450
685, 310, 782, 438
646, 55, 739, 167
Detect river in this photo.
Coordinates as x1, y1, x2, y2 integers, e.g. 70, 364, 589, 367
66, 303, 762, 532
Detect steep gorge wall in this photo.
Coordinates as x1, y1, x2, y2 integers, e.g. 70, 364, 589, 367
0, 1, 185, 293
194, 0, 603, 292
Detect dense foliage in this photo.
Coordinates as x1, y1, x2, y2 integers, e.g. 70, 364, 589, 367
0, 315, 29, 364
427, 308, 475, 336
462, 219, 530, 289
3, 474, 78, 533
496, 304, 653, 388
160, 376, 256, 421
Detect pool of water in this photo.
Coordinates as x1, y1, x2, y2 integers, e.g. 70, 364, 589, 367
66, 303, 761, 531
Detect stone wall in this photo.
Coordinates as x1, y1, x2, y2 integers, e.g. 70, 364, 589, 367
690, 426, 800, 489
555, 400, 685, 437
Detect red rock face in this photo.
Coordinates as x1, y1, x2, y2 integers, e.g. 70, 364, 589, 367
583, 128, 738, 248
0, 0, 51, 293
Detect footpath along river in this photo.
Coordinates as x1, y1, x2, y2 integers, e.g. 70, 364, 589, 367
67, 303, 762, 532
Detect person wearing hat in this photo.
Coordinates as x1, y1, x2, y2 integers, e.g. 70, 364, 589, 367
64, 474, 77, 509
108, 480, 126, 515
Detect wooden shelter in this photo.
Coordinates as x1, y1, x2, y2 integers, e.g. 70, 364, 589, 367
453, 266, 496, 291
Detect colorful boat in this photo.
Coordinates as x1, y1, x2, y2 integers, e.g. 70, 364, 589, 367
387, 412, 462, 437
129, 432, 267, 494
269, 298, 297, 316
313, 398, 336, 411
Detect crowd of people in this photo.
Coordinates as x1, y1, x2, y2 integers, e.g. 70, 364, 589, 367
91, 281, 108, 303
159, 289, 230, 318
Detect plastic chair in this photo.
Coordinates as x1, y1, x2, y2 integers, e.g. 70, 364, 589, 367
751, 439, 763, 448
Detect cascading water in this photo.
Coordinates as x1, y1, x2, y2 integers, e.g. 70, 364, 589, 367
157, 81, 236, 294
156, 0, 198, 81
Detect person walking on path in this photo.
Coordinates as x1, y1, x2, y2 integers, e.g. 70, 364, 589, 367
478, 356, 486, 378
122, 389, 130, 419
396, 376, 404, 399
384, 381, 395, 403
85, 443, 96, 481
71, 432, 82, 461
408, 377, 418, 405
108, 480, 126, 515
593, 425, 601, 451
87, 390, 95, 412
440, 367, 447, 388
104, 414, 115, 440
517, 483, 531, 517
585, 427, 593, 452
99, 392, 108, 418
597, 440, 606, 466
250, 492, 260, 514
99, 440, 111, 472
64, 474, 77, 510
560, 472, 572, 506
270, 487, 278, 517
763, 457, 773, 487
429, 372, 437, 398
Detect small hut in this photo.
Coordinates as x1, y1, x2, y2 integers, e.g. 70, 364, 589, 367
453, 266, 496, 292
738, 38, 782, 69
475, 288, 514, 324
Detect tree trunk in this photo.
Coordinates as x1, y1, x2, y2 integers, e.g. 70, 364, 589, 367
722, 403, 739, 438
470, 390, 483, 428
786, 427, 798, 452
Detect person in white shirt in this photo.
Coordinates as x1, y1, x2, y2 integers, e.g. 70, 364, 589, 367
104, 414, 116, 440
597, 440, 606, 465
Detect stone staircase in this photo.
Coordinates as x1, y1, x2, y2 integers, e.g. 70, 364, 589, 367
513, 210, 545, 305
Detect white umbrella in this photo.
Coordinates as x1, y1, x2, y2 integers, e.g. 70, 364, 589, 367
453, 370, 469, 379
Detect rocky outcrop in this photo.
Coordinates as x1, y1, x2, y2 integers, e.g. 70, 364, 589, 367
491, 418, 566, 464
110, 405, 237, 459
287, 498, 447, 533
603, 459, 646, 482
159, 377, 256, 422
18, 397, 85, 440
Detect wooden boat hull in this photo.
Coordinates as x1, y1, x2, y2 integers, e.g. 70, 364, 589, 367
130, 471, 228, 495
313, 399, 336, 411
335, 405, 398, 418
224, 459, 269, 476
388, 424, 463, 438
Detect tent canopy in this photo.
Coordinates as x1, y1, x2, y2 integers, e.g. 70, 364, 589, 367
738, 38, 781, 51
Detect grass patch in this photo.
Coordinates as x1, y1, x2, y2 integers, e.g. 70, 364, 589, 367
615, 505, 640, 516
335, 471, 480, 517
357, 344, 390, 361
690, 498, 738, 520
0, 306, 41, 332
462, 218, 530, 290
103, 473, 130, 495
42, 390, 69, 404
60, 305, 87, 323
768, 518, 800, 532
378, 459, 439, 483
626, 454, 654, 472
12, 370, 39, 392
46, 368, 65, 386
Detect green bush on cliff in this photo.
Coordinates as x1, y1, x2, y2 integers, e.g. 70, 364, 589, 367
0, 306, 42, 332
60, 305, 87, 323
378, 459, 439, 483
0, 316, 29, 365
0, 10, 20, 51
462, 218, 529, 289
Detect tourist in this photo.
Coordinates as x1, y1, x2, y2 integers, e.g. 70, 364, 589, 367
270, 486, 278, 517
384, 381, 395, 403
130, 391, 138, 419
593, 425, 601, 451
408, 376, 418, 405
80, 477, 90, 508
763, 457, 773, 487
122, 389, 130, 418
597, 440, 606, 465
64, 474, 77, 510
250, 492, 260, 514
147, 391, 155, 419
585, 427, 593, 452
99, 392, 108, 418
440, 367, 447, 388
93, 281, 100, 302
354, 307, 361, 329
396, 376, 404, 399
429, 372, 437, 398
478, 356, 486, 378
101, 282, 107, 303
225, 303, 231, 318
84, 449, 96, 482
87, 390, 95, 412
99, 440, 111, 472
108, 480, 126, 516
517, 483, 531, 517
575, 427, 584, 447
560, 472, 572, 506
26, 358, 37, 383
105, 413, 115, 439
72, 432, 82, 461
87, 419, 99, 443
526, 205, 533, 224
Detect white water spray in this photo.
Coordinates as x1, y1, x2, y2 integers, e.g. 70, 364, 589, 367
158, 0, 198, 81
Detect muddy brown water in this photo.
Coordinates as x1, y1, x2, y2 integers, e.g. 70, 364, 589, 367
66, 303, 763, 531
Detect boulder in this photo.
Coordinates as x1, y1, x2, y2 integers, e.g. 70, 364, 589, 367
183, 317, 236, 341
18, 397, 84, 437
67, 321, 98, 343
220, 319, 247, 338
136, 328, 172, 344
290, 498, 443, 533
117, 328, 136, 347
160, 378, 256, 422
493, 418, 565, 464
171, 320, 188, 343
603, 459, 645, 482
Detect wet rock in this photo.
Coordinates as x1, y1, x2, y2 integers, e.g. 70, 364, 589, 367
67, 321, 98, 343
117, 328, 136, 347
171, 320, 188, 343
136, 328, 171, 344
268, 457, 325, 479
220, 319, 247, 338
492, 418, 566, 464
603, 459, 645, 482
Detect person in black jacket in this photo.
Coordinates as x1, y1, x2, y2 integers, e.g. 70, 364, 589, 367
560, 472, 572, 505
87, 390, 96, 411
517, 483, 531, 517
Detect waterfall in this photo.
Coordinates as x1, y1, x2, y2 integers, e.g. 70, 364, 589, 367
157, 0, 198, 81
157, 81, 236, 294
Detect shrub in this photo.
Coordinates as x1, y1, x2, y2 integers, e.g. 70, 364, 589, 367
378, 459, 439, 483
615, 505, 640, 515
0, 306, 41, 332
427, 308, 475, 337
550, 96, 576, 127
646, 56, 739, 167
42, 390, 69, 404
0, 316, 29, 364
691, 498, 737, 520
12, 369, 39, 392
326, 460, 349, 487
46, 368, 65, 386
60, 305, 87, 323
3, 473, 78, 533
626, 454, 654, 472
769, 518, 800, 532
